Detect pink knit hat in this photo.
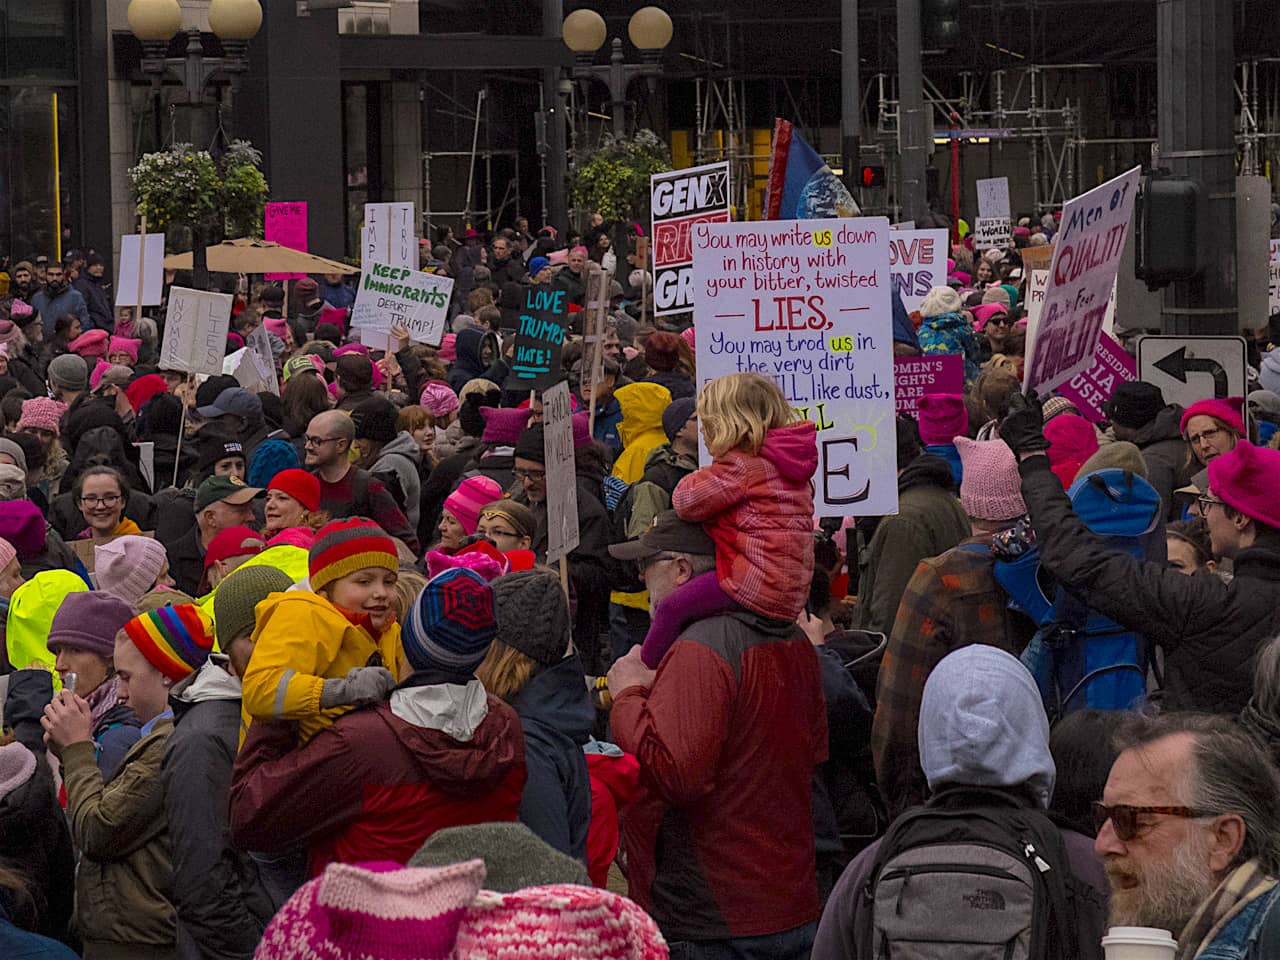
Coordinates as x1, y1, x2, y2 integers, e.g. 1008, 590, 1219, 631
69, 329, 109, 358
572, 411, 592, 448
454, 884, 668, 959
955, 436, 1027, 521
480, 407, 531, 445
0, 535, 15, 574
438, 333, 458, 363
1180, 396, 1246, 439
263, 316, 288, 338
1209, 441, 1280, 528
970, 302, 1008, 332
680, 326, 695, 349
107, 336, 141, 364
95, 535, 169, 605
420, 380, 460, 418
0, 742, 35, 804
17, 397, 67, 436
917, 393, 968, 445
255, 860, 485, 960
1044, 414, 1099, 489
444, 476, 504, 535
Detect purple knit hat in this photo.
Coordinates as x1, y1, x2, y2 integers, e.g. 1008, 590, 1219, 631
917, 394, 968, 446
955, 436, 1027, 522
255, 860, 485, 960
47, 591, 137, 657
480, 406, 530, 445
0, 500, 51, 557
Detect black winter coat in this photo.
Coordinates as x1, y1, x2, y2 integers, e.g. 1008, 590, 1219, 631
1020, 455, 1280, 713
0, 756, 75, 942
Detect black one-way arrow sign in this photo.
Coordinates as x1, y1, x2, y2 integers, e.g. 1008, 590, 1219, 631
1153, 346, 1229, 398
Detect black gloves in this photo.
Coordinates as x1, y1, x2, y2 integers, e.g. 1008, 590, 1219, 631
998, 389, 1051, 456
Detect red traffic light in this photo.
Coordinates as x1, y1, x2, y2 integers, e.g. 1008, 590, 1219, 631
861, 165, 886, 188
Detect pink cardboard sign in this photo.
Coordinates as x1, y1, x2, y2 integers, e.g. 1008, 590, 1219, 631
894, 354, 964, 415
265, 201, 308, 280
1056, 332, 1136, 423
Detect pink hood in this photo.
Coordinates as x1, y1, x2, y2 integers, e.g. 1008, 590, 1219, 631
760, 421, 819, 484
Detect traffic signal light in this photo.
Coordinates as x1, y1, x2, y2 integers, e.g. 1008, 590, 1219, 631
923, 0, 961, 49
861, 165, 886, 188
1135, 172, 1206, 290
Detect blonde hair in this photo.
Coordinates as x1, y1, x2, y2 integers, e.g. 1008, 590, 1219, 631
698, 372, 795, 457
392, 571, 427, 623
475, 640, 539, 703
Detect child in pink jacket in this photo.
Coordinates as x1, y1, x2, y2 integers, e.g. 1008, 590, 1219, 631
639, 372, 818, 668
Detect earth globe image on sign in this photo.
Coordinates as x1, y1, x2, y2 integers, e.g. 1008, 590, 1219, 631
796, 168, 861, 219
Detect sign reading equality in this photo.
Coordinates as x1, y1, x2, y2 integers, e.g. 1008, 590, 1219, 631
651, 161, 731, 317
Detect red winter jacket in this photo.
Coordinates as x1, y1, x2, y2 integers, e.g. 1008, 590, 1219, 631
230, 684, 526, 874
585, 749, 641, 887
672, 421, 818, 621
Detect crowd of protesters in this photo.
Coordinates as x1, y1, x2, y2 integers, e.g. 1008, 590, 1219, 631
0, 216, 1279, 960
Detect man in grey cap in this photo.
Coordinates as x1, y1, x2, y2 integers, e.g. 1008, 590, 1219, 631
46, 353, 87, 406
195, 387, 268, 460
93, 365, 135, 427
607, 510, 828, 958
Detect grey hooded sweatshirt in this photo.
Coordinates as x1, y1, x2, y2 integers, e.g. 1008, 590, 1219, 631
812, 645, 1109, 960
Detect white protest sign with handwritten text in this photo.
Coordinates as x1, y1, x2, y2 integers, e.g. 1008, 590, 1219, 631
352, 262, 454, 347
692, 218, 898, 516
889, 229, 948, 312
543, 381, 580, 564
160, 287, 233, 377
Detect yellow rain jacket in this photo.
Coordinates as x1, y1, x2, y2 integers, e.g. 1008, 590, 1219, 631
198, 543, 311, 642
7, 570, 88, 675
610, 381, 672, 611
239, 590, 401, 745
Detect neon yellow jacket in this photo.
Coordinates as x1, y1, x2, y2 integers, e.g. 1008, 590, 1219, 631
198, 544, 311, 644
610, 381, 672, 611
239, 590, 402, 745
7, 570, 88, 675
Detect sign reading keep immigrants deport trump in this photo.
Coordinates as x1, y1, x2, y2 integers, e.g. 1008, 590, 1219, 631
651, 161, 731, 317
692, 218, 898, 517
352, 262, 454, 347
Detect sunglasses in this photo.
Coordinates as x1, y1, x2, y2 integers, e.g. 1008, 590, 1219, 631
1091, 802, 1212, 841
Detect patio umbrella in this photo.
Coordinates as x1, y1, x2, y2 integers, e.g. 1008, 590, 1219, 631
162, 238, 358, 275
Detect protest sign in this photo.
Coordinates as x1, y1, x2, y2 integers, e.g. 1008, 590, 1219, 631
244, 324, 280, 395
651, 161, 731, 316
974, 217, 1011, 250
505, 286, 570, 391
1024, 166, 1141, 396
264, 202, 308, 281
1026, 269, 1050, 323
1056, 333, 1137, 423
888, 229, 948, 312
1270, 240, 1280, 316
352, 262, 453, 348
160, 287, 233, 376
543, 381, 580, 564
894, 355, 964, 416
135, 442, 155, 493
116, 232, 165, 306
361, 202, 416, 270
1020, 242, 1055, 273
691, 217, 898, 516
976, 177, 1011, 219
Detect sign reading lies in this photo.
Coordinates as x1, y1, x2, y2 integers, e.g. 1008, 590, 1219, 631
161, 287, 233, 376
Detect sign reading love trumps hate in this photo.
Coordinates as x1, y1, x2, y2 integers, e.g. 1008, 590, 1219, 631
505, 286, 570, 391
692, 218, 898, 516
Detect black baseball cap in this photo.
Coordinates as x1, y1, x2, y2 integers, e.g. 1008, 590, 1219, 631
608, 510, 715, 562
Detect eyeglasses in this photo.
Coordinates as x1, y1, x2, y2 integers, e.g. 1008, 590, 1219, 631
484, 527, 520, 541
1188, 427, 1224, 447
987, 314, 1013, 327
1197, 494, 1227, 514
304, 435, 344, 448
1091, 802, 1213, 841
78, 494, 121, 508
513, 468, 546, 480
638, 552, 678, 572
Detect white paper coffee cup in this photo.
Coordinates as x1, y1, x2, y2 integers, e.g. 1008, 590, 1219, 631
1101, 926, 1177, 960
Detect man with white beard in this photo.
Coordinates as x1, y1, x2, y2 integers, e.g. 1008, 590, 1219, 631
1095, 714, 1280, 957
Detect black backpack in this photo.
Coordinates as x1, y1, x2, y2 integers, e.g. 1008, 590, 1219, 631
862, 789, 1079, 960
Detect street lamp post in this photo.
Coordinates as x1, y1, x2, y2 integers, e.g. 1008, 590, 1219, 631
562, 7, 672, 140
127, 0, 263, 289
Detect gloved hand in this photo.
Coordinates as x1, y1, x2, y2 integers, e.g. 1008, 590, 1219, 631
998, 389, 1051, 456
319, 666, 397, 709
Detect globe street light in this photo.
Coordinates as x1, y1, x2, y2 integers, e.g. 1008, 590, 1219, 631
563, 7, 672, 139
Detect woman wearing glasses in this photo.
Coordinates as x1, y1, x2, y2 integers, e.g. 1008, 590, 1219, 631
73, 466, 139, 542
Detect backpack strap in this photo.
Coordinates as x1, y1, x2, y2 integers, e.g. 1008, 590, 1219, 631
351, 469, 371, 515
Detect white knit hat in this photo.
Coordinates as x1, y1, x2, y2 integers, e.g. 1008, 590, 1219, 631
919, 285, 963, 318
96, 535, 168, 605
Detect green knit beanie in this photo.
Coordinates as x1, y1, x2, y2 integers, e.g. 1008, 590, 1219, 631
408, 822, 590, 892
213, 565, 293, 649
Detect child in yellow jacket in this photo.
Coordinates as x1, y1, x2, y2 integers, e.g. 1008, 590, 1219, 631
240, 517, 403, 744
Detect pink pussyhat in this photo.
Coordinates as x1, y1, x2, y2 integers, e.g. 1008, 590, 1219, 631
917, 393, 968, 446
1180, 396, 1246, 438
955, 436, 1026, 522
1209, 440, 1280, 528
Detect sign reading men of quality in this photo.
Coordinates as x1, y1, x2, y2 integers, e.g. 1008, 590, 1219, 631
161, 287, 234, 377
692, 218, 898, 516
651, 161, 731, 316
542, 381, 580, 564
1023, 166, 1140, 395
505, 286, 570, 391
352, 263, 454, 347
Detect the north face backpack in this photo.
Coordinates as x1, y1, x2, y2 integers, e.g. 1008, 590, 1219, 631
864, 789, 1079, 960
994, 468, 1161, 722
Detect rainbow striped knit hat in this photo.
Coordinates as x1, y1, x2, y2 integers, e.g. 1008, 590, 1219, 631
309, 517, 398, 593
123, 604, 215, 682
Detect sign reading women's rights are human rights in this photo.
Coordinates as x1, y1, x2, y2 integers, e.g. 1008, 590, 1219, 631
692, 218, 898, 517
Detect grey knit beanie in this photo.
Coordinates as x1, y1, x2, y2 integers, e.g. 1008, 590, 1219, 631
213, 565, 293, 648
408, 822, 589, 892
48, 353, 87, 391
492, 568, 570, 667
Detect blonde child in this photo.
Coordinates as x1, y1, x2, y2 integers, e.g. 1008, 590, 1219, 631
639, 372, 818, 668
239, 517, 403, 743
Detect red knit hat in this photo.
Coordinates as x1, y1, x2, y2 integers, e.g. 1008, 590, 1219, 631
309, 517, 398, 592
1208, 441, 1280, 529
1180, 397, 1245, 438
268, 468, 321, 514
